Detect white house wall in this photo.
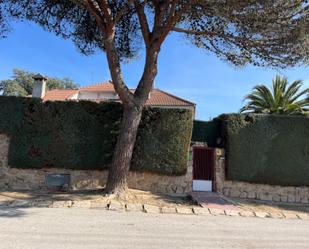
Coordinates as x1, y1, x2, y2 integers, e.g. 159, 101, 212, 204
77, 91, 118, 101
70, 93, 79, 100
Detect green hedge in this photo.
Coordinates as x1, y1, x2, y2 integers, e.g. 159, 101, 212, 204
191, 119, 221, 147
221, 113, 309, 186
0, 96, 193, 175
132, 108, 193, 175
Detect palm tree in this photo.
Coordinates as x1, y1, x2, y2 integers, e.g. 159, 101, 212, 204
240, 75, 309, 116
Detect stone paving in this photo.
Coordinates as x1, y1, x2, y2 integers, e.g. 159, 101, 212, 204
0, 190, 309, 221
190, 191, 240, 210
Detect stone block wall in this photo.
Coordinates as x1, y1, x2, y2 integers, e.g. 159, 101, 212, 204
214, 148, 309, 204
0, 134, 192, 194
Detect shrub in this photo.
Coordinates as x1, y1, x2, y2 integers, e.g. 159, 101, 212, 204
220, 113, 309, 186
132, 108, 193, 175
0, 96, 193, 175
191, 119, 221, 147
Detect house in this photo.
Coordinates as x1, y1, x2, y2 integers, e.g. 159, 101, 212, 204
31, 74, 195, 110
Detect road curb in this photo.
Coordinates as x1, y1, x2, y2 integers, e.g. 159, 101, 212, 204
2, 199, 309, 220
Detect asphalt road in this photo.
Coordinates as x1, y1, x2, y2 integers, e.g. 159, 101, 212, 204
0, 207, 309, 249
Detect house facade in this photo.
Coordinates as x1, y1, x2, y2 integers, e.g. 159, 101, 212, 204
32, 74, 195, 111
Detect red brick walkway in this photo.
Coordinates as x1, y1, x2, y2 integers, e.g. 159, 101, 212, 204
190, 191, 240, 210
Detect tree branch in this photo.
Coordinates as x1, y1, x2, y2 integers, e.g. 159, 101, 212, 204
97, 0, 114, 26
151, 1, 189, 47
134, 1, 180, 104
73, 0, 106, 31
156, 0, 180, 45
134, 0, 150, 46
133, 45, 159, 106
172, 27, 214, 36
173, 26, 296, 46
75, 1, 135, 106
104, 36, 136, 106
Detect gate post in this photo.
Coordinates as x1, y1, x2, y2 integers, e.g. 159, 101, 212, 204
213, 148, 225, 192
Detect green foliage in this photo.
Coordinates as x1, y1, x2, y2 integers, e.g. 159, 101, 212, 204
0, 96, 193, 175
0, 80, 28, 96
132, 108, 193, 175
240, 75, 309, 116
0, 68, 79, 97
0, 1, 308, 67
221, 113, 309, 186
191, 120, 221, 147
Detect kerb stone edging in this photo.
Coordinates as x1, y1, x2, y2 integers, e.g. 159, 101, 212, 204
2, 199, 309, 220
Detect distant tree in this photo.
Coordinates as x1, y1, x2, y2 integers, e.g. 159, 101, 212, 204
240, 75, 309, 116
0, 1, 308, 195
0, 68, 79, 96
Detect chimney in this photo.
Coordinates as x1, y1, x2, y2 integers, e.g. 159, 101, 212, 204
32, 74, 47, 98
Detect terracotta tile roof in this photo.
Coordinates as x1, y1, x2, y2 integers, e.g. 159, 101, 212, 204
42, 82, 195, 107
79, 81, 115, 91
145, 89, 195, 106
43, 89, 78, 101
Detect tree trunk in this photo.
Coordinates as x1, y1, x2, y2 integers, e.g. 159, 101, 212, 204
105, 105, 142, 195
82, 2, 172, 196
103, 35, 160, 196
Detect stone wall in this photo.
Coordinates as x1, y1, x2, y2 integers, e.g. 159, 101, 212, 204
214, 148, 309, 204
0, 134, 192, 194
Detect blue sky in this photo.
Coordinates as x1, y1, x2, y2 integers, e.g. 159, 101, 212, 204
0, 22, 308, 120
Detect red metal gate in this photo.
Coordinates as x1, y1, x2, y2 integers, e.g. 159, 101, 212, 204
193, 147, 215, 182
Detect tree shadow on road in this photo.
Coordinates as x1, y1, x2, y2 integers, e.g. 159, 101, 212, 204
0, 191, 45, 218
0, 206, 25, 218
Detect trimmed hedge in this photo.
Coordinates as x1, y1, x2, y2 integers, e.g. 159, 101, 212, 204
191, 119, 221, 147
221, 113, 309, 186
0, 96, 193, 175
132, 108, 193, 175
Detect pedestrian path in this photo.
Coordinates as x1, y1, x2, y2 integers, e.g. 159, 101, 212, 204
190, 191, 240, 210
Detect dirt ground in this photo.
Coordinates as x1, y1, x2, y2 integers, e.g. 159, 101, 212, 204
0, 188, 196, 208
1, 189, 309, 216
230, 197, 309, 215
